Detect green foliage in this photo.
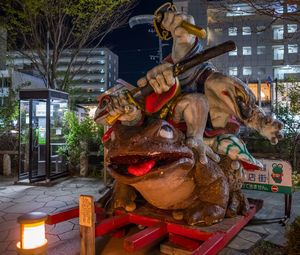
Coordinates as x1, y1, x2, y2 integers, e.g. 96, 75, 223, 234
0, 81, 30, 133
58, 111, 104, 167
249, 240, 284, 255
285, 217, 300, 255
0, 0, 134, 91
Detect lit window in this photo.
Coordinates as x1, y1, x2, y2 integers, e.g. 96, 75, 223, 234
272, 25, 284, 40
100, 78, 105, 83
257, 46, 266, 55
272, 45, 284, 60
100, 69, 105, 74
226, 4, 254, 16
109, 64, 111, 68
228, 27, 237, 36
242, 27, 251, 35
258, 67, 266, 76
229, 48, 237, 56
243, 67, 252, 75
100, 87, 105, 92
287, 24, 297, 33
109, 55, 111, 60
287, 4, 297, 13
288, 44, 298, 53
243, 46, 252, 55
229, 67, 238, 76
100, 51, 104, 55
99, 59, 105, 64
214, 28, 223, 33
109, 72, 111, 78
256, 26, 265, 34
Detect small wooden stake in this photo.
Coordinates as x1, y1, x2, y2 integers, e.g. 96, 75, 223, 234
79, 195, 95, 255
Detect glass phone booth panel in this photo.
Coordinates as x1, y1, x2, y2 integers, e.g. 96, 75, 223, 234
50, 99, 68, 177
19, 89, 69, 183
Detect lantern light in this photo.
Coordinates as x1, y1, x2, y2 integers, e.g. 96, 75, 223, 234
16, 212, 48, 255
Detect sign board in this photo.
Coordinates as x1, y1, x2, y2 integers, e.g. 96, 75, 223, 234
79, 195, 94, 227
242, 158, 293, 194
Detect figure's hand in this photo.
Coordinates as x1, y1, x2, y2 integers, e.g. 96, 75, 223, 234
186, 137, 220, 165
137, 63, 175, 94
260, 116, 284, 145
162, 12, 196, 63
107, 93, 141, 123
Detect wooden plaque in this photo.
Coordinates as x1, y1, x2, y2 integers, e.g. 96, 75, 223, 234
79, 195, 94, 227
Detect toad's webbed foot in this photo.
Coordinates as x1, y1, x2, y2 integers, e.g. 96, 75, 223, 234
184, 201, 226, 226
226, 190, 250, 217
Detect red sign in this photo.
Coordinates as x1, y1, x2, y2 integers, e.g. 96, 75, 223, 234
271, 185, 278, 192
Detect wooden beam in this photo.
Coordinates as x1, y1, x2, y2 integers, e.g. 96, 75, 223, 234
46, 206, 79, 225
79, 195, 95, 255
169, 233, 201, 251
95, 214, 130, 237
124, 223, 168, 252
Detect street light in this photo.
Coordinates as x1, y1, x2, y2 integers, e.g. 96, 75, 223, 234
16, 212, 48, 255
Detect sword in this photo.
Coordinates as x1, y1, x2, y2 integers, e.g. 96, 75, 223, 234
100, 40, 236, 124
129, 2, 206, 40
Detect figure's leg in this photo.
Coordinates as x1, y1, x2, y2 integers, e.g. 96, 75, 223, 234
172, 93, 220, 164
98, 181, 137, 214
183, 159, 229, 225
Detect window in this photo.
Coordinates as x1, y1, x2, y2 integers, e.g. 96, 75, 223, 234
243, 46, 252, 55
100, 51, 105, 56
256, 26, 265, 34
228, 27, 237, 36
100, 69, 105, 74
214, 28, 223, 33
243, 67, 252, 75
226, 4, 254, 16
100, 87, 105, 92
100, 78, 105, 83
109, 64, 111, 69
288, 44, 298, 53
109, 55, 111, 60
229, 48, 237, 56
99, 59, 105, 64
273, 25, 284, 40
272, 45, 284, 60
287, 4, 297, 13
257, 67, 266, 76
242, 26, 251, 35
257, 46, 266, 55
287, 24, 297, 33
109, 72, 111, 78
229, 67, 238, 76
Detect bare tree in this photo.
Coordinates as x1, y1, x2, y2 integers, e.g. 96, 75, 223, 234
0, 0, 135, 91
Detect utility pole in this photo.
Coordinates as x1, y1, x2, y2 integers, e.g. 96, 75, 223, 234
46, 30, 50, 88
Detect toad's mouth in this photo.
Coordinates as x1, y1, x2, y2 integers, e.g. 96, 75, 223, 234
108, 152, 194, 177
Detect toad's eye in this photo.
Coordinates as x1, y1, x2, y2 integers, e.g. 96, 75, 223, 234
159, 125, 173, 139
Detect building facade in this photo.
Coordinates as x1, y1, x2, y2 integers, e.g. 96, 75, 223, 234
7, 48, 119, 102
174, 0, 300, 82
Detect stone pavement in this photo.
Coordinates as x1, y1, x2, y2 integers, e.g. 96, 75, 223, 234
0, 176, 299, 255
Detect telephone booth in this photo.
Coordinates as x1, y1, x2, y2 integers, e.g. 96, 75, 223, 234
19, 89, 69, 183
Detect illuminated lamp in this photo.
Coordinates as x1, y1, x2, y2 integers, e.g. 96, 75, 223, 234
16, 212, 48, 255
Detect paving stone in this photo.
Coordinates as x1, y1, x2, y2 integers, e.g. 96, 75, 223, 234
0, 231, 9, 242
55, 195, 74, 202
7, 240, 18, 251
237, 230, 262, 243
0, 211, 5, 217
48, 221, 74, 235
0, 241, 9, 253
45, 201, 67, 208
0, 216, 4, 224
0, 197, 12, 202
0, 202, 14, 210
0, 220, 18, 231
264, 231, 287, 246
13, 195, 37, 203
69, 218, 79, 225
218, 247, 247, 255
228, 236, 255, 250
35, 206, 57, 213
46, 233, 60, 243
58, 229, 79, 240
243, 224, 269, 234
3, 202, 45, 213
34, 195, 56, 203
3, 213, 23, 221
6, 228, 19, 241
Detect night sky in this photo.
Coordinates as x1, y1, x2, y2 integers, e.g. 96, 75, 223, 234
103, 0, 173, 85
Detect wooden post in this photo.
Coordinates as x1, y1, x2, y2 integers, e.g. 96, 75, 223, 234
79, 195, 95, 255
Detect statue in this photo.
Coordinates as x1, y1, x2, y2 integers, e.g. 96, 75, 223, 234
95, 11, 284, 226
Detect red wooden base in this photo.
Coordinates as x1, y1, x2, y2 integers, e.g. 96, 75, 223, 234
46, 199, 263, 255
